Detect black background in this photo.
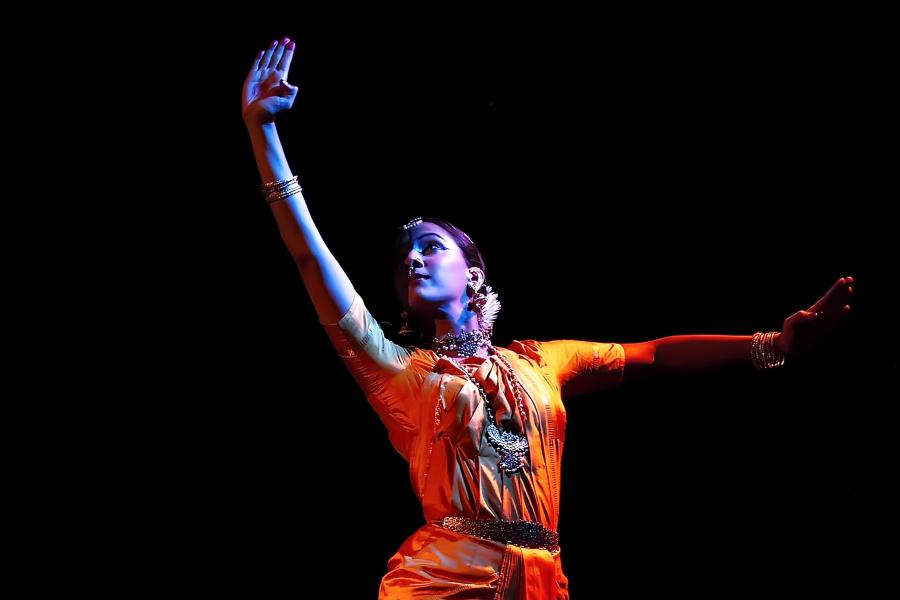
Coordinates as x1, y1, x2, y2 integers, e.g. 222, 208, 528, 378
25, 5, 898, 599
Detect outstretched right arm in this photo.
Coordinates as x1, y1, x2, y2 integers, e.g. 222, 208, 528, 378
242, 37, 353, 324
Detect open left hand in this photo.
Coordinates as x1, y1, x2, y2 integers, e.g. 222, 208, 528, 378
776, 276, 854, 356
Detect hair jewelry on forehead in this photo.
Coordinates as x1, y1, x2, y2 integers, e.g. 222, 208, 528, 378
402, 217, 423, 231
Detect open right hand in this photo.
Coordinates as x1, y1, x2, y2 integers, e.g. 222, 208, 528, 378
242, 37, 298, 125
776, 276, 854, 357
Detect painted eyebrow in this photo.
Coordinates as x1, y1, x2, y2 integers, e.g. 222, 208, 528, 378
392, 233, 446, 258
416, 233, 447, 242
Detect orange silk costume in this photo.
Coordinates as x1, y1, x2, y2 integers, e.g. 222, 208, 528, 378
323, 293, 625, 599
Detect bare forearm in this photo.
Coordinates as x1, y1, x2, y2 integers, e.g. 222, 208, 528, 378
620, 276, 853, 383
650, 334, 782, 374
246, 121, 320, 257
247, 120, 292, 182
245, 120, 355, 323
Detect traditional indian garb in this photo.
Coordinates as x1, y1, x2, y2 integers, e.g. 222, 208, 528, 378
323, 293, 625, 599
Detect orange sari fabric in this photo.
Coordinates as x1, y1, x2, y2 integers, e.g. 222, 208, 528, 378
323, 293, 625, 598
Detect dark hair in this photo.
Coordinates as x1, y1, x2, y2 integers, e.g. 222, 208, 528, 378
390, 216, 488, 345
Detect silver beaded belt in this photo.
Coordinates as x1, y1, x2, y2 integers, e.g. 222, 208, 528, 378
440, 516, 560, 553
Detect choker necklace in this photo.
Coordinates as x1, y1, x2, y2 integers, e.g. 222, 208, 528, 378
432, 327, 492, 357
435, 345, 530, 474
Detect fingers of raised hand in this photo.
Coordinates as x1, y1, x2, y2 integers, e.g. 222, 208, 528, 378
268, 37, 288, 70
261, 39, 279, 71
251, 38, 295, 78
260, 38, 292, 71
278, 40, 296, 74
250, 49, 264, 72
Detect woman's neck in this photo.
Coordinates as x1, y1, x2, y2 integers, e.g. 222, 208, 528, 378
432, 309, 492, 359
433, 310, 480, 339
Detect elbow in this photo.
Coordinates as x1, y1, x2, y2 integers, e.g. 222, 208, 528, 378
622, 341, 658, 383
623, 342, 657, 369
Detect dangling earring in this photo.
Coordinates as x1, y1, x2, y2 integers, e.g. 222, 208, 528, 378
467, 282, 486, 314
468, 282, 501, 333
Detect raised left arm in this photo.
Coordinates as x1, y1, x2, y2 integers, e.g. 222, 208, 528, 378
621, 276, 854, 384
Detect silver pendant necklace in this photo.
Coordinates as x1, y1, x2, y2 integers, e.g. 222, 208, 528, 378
436, 341, 530, 474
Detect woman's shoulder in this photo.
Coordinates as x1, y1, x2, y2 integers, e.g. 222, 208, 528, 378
502, 339, 549, 366
402, 345, 440, 373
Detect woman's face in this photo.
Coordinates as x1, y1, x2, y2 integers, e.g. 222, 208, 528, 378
393, 222, 472, 315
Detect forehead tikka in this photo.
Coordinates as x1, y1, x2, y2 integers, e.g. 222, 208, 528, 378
402, 217, 424, 231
